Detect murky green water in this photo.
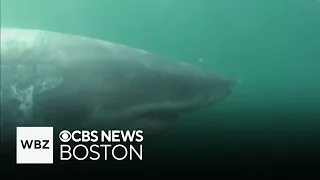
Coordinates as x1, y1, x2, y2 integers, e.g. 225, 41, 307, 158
1, 0, 320, 162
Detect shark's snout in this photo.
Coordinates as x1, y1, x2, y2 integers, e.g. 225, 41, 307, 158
203, 76, 238, 106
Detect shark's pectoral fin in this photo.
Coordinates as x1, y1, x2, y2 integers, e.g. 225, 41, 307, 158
125, 112, 179, 137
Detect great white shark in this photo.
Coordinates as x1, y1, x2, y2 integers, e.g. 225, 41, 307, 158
0, 28, 237, 142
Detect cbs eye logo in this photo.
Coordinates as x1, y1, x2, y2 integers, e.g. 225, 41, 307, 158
59, 130, 71, 142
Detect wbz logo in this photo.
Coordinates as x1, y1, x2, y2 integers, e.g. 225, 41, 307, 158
20, 139, 50, 149
16, 127, 53, 164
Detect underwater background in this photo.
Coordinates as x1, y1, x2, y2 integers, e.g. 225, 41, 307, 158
1, 0, 320, 174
